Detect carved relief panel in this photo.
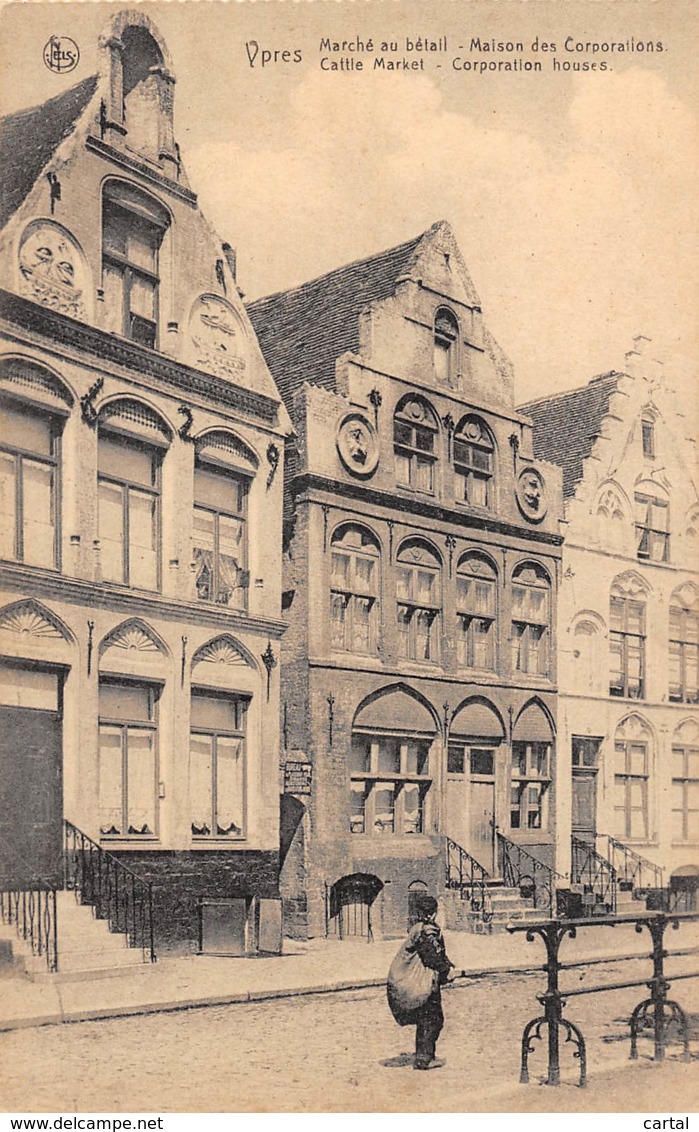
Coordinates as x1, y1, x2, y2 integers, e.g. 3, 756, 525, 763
18, 221, 89, 319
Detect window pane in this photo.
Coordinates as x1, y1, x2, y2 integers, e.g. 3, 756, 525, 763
470, 749, 494, 776
414, 427, 434, 454
630, 802, 647, 840
402, 784, 423, 834
349, 735, 370, 774
473, 619, 492, 668
395, 451, 410, 487
0, 452, 17, 559
448, 746, 465, 774
216, 736, 244, 835
99, 480, 124, 583
219, 514, 244, 562
2, 404, 53, 456
191, 692, 240, 732
22, 459, 55, 567
194, 466, 243, 514
512, 586, 526, 618
0, 666, 59, 710
354, 556, 374, 591
352, 596, 372, 652
377, 739, 400, 775
126, 215, 159, 272
470, 475, 488, 507
129, 489, 158, 589
396, 605, 411, 658
100, 682, 153, 723
414, 456, 433, 492
330, 593, 347, 648
102, 262, 125, 334
99, 726, 123, 835
130, 274, 155, 320
193, 507, 215, 600
374, 784, 396, 833
331, 552, 350, 588
627, 602, 645, 635
126, 730, 155, 834
396, 567, 412, 601
350, 782, 367, 834
416, 569, 435, 604
511, 622, 525, 671
415, 609, 435, 661
190, 734, 213, 834
629, 744, 647, 775
98, 435, 156, 487
405, 741, 429, 776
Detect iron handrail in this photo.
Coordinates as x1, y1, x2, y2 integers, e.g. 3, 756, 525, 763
64, 820, 156, 962
571, 835, 617, 914
496, 833, 563, 915
0, 833, 59, 972
445, 837, 494, 925
601, 834, 663, 893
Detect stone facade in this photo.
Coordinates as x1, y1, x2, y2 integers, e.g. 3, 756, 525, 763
0, 10, 292, 953
249, 222, 564, 939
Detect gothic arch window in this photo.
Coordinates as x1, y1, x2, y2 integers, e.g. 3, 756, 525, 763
669, 585, 699, 704
456, 553, 497, 670
511, 562, 551, 677
570, 612, 605, 693
453, 416, 494, 509
609, 574, 649, 699
641, 411, 656, 459
102, 180, 171, 349
672, 720, 699, 843
433, 307, 459, 384
396, 540, 442, 663
393, 396, 439, 494
330, 524, 380, 655
613, 715, 653, 841
596, 485, 627, 552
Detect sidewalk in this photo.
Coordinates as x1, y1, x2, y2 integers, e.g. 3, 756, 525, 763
0, 920, 693, 1034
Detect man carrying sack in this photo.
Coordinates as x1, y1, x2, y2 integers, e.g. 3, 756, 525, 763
386, 894, 460, 1071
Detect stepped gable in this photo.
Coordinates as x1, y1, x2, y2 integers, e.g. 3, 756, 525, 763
520, 371, 623, 499
246, 224, 442, 411
0, 75, 99, 230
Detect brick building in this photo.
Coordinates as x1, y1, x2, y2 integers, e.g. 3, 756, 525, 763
522, 338, 699, 910
248, 222, 564, 939
0, 10, 292, 956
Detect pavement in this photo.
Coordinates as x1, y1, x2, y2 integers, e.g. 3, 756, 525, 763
2, 916, 697, 1035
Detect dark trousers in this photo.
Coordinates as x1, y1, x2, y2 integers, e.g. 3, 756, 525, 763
415, 990, 444, 1067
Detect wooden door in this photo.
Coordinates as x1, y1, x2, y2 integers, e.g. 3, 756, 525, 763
572, 769, 597, 841
469, 778, 496, 874
0, 705, 63, 885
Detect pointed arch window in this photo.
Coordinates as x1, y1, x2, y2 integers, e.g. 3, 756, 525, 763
456, 554, 496, 670
613, 717, 651, 840
393, 398, 438, 493
511, 563, 550, 676
0, 398, 60, 568
610, 589, 645, 699
669, 589, 699, 704
454, 416, 494, 508
330, 525, 380, 654
396, 541, 442, 663
433, 307, 458, 384
672, 724, 699, 843
641, 413, 656, 459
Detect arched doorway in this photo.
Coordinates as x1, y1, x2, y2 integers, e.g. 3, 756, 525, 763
325, 873, 383, 940
447, 698, 505, 872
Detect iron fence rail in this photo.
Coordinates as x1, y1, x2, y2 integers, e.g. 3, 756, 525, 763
571, 835, 617, 913
602, 834, 663, 893
445, 837, 494, 926
64, 820, 156, 962
0, 883, 58, 972
497, 833, 563, 915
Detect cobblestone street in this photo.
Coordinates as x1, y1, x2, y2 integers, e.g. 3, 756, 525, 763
1, 958, 697, 1113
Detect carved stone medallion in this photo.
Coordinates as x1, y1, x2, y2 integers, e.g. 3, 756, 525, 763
337, 413, 379, 477
19, 222, 87, 318
190, 295, 246, 379
516, 467, 547, 521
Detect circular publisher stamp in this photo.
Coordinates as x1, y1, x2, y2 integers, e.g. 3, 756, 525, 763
43, 36, 80, 74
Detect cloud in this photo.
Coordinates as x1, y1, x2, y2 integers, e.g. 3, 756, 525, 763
186, 67, 698, 400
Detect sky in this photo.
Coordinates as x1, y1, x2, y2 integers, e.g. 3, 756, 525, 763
1, 0, 697, 403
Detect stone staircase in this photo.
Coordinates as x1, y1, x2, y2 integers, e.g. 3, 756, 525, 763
444, 879, 543, 935
0, 891, 149, 983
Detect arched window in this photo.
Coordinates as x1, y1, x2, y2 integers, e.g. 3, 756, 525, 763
193, 433, 256, 611
0, 398, 61, 569
102, 181, 170, 349
511, 702, 553, 831
433, 307, 458, 383
609, 577, 647, 699
97, 401, 171, 591
669, 586, 699, 704
330, 525, 380, 654
596, 486, 626, 551
672, 721, 699, 844
511, 563, 550, 676
456, 553, 496, 670
393, 397, 438, 493
613, 716, 652, 840
641, 411, 656, 460
122, 25, 165, 158
453, 416, 494, 508
396, 541, 441, 663
634, 484, 669, 562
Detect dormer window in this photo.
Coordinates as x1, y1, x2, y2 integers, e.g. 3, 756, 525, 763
434, 307, 458, 383
102, 182, 169, 349
641, 414, 655, 459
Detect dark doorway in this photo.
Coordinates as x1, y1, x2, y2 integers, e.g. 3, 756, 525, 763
572, 736, 601, 842
326, 873, 383, 940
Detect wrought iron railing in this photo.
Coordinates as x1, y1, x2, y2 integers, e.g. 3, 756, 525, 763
445, 837, 494, 924
64, 821, 156, 962
0, 882, 58, 972
601, 834, 663, 895
571, 835, 617, 914
497, 833, 563, 916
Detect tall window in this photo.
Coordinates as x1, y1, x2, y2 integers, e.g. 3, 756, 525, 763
456, 554, 496, 669
330, 525, 379, 654
635, 492, 669, 562
510, 741, 550, 830
609, 595, 645, 698
194, 460, 248, 609
393, 398, 438, 493
669, 591, 699, 704
190, 690, 246, 838
511, 564, 550, 676
102, 182, 169, 349
641, 414, 656, 459
349, 733, 431, 835
433, 307, 458, 383
0, 400, 58, 568
99, 680, 158, 836
98, 431, 160, 590
672, 741, 699, 843
396, 542, 441, 663
454, 416, 494, 508
613, 726, 649, 840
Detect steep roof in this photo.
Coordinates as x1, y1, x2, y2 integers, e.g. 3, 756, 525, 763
0, 76, 98, 230
246, 224, 443, 410
519, 371, 623, 498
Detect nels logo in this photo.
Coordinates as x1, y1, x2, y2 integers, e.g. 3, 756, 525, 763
43, 36, 80, 74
